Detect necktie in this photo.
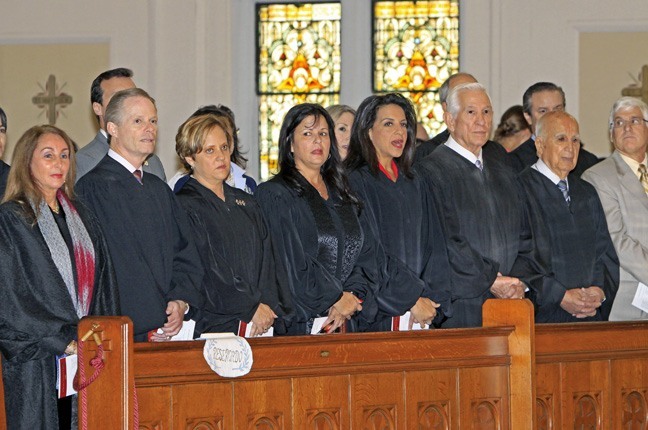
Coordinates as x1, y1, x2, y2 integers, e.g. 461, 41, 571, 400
475, 159, 483, 171
133, 169, 143, 184
557, 179, 570, 205
638, 164, 648, 194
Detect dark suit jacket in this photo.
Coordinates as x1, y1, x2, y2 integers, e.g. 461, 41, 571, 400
509, 137, 600, 177
76, 131, 167, 181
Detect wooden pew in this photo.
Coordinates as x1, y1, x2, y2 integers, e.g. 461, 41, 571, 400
4, 300, 648, 429
77, 299, 534, 429
535, 321, 648, 429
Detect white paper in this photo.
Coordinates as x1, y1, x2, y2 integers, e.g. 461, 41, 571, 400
155, 320, 196, 341
310, 316, 330, 334
632, 282, 648, 313
239, 321, 274, 338
57, 354, 78, 398
392, 312, 426, 331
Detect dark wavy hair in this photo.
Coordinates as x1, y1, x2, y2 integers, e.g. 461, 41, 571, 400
277, 103, 359, 208
344, 93, 417, 178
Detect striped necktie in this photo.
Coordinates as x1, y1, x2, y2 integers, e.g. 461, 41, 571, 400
475, 159, 483, 171
638, 164, 648, 194
557, 179, 570, 205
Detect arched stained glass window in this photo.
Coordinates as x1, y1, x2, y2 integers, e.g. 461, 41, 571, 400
257, 2, 341, 181
373, 0, 459, 136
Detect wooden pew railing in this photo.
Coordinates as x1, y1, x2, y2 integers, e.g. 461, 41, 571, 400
78, 299, 533, 429
3, 299, 648, 429
535, 321, 648, 429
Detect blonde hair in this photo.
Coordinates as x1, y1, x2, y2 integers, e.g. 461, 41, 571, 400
3, 125, 77, 222
175, 114, 233, 171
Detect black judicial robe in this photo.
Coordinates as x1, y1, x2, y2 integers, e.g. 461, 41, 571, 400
348, 165, 452, 330
0, 161, 9, 198
256, 175, 379, 334
518, 168, 619, 322
0, 200, 119, 430
175, 178, 292, 336
418, 145, 542, 327
509, 137, 601, 176
76, 156, 204, 339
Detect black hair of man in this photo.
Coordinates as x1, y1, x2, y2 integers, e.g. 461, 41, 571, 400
522, 82, 566, 115
90, 68, 134, 106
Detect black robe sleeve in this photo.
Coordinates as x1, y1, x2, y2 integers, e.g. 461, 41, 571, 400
256, 181, 347, 321
175, 181, 292, 334
0, 200, 119, 429
256, 180, 378, 326
348, 170, 426, 320
418, 160, 499, 300
518, 169, 619, 322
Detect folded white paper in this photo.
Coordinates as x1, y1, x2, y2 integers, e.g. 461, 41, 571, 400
632, 282, 648, 313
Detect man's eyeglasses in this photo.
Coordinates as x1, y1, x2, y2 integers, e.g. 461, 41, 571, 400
612, 117, 648, 129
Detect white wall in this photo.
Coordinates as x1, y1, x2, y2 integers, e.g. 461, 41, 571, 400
1, 0, 647, 177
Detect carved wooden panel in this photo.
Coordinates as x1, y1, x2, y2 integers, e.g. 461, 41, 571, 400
306, 408, 341, 430
184, 416, 223, 430
610, 358, 648, 427
536, 363, 560, 430
417, 401, 450, 430
173, 383, 232, 429
622, 390, 648, 429
352, 373, 402, 429
572, 392, 600, 429
246, 412, 283, 430
405, 369, 456, 428
139, 422, 163, 430
234, 379, 290, 429
535, 395, 553, 430
460, 367, 508, 429
137, 386, 172, 429
470, 399, 500, 430
293, 375, 348, 429
561, 361, 608, 429
362, 405, 396, 430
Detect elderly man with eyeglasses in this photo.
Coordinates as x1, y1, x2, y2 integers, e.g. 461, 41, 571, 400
583, 96, 648, 321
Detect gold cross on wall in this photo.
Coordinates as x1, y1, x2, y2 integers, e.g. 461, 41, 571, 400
622, 65, 648, 105
32, 75, 73, 125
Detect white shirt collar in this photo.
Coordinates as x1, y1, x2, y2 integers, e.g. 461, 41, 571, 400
531, 158, 566, 186
108, 149, 141, 173
444, 135, 483, 166
227, 163, 247, 189
100, 129, 108, 139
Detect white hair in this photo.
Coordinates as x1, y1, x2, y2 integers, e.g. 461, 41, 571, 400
609, 97, 648, 130
608, 97, 648, 142
445, 83, 491, 116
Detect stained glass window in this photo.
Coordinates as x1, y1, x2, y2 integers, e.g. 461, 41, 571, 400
373, 0, 459, 136
257, 2, 341, 180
